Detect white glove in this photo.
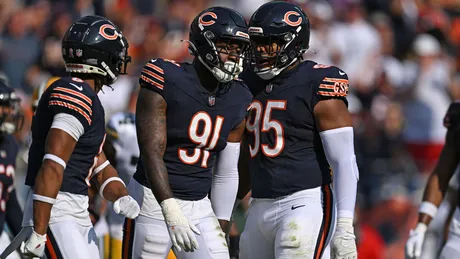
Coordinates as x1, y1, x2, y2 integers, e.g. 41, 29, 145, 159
331, 218, 357, 259
113, 195, 140, 219
161, 198, 201, 252
405, 223, 427, 259
20, 230, 47, 258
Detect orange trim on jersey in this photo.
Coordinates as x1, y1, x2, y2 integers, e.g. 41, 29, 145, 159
318, 84, 335, 90
318, 91, 347, 97
45, 238, 58, 259
141, 75, 164, 90
322, 78, 348, 84
50, 93, 92, 115
142, 68, 164, 83
122, 218, 134, 259
314, 185, 333, 259
49, 100, 92, 125
146, 63, 164, 74
54, 87, 92, 105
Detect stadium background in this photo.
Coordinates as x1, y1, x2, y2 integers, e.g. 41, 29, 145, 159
2, 0, 460, 258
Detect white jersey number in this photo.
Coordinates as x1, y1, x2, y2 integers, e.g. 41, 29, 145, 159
246, 100, 286, 158
179, 111, 223, 168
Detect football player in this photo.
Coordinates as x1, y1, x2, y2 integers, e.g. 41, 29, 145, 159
406, 102, 460, 259
0, 81, 24, 253
20, 15, 140, 258
237, 2, 359, 259
124, 6, 252, 259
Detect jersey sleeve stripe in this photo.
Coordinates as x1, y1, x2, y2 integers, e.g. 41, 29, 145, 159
146, 63, 164, 74
142, 68, 165, 83
54, 87, 93, 105
50, 93, 92, 116
322, 78, 348, 84
319, 84, 335, 90
318, 91, 347, 97
140, 75, 164, 90
49, 100, 92, 125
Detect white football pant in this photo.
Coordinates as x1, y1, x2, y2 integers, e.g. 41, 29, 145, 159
239, 185, 336, 259
21, 189, 100, 259
123, 179, 229, 259
440, 207, 460, 258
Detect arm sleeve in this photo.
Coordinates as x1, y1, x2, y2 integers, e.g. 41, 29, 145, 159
211, 142, 241, 221
312, 66, 349, 108
51, 113, 85, 141
48, 86, 94, 130
5, 190, 23, 236
320, 127, 359, 219
139, 58, 166, 98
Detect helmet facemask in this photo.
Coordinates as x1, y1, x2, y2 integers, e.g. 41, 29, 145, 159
190, 32, 251, 83
251, 30, 308, 80
0, 93, 23, 135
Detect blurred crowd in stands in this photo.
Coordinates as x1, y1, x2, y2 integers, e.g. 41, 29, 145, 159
3, 0, 460, 258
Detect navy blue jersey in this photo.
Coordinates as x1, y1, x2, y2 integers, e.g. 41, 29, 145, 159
0, 135, 19, 235
241, 61, 349, 198
134, 58, 252, 200
26, 77, 106, 195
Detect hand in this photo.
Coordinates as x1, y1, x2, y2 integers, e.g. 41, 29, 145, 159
20, 230, 47, 258
405, 223, 427, 259
113, 195, 140, 219
331, 218, 357, 259
161, 198, 201, 252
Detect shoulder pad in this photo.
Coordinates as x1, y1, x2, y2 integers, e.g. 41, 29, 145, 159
315, 65, 349, 98
444, 102, 460, 130
139, 58, 166, 92
48, 78, 95, 127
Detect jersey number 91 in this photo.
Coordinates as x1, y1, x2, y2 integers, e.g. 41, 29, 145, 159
179, 111, 223, 168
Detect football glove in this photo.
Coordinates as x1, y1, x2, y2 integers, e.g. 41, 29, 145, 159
20, 230, 47, 258
405, 223, 427, 259
331, 218, 357, 259
113, 195, 140, 219
161, 198, 201, 252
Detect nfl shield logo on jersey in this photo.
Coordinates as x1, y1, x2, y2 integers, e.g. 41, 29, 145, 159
208, 95, 215, 106
266, 83, 273, 93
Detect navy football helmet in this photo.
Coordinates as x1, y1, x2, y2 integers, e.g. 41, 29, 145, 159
188, 7, 251, 83
62, 15, 131, 88
249, 1, 310, 80
0, 81, 23, 135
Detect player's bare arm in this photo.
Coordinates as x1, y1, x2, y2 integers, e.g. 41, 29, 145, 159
33, 128, 77, 235
405, 128, 460, 258
136, 87, 171, 202
90, 151, 128, 202
420, 130, 459, 224
213, 119, 246, 233
314, 99, 352, 130
90, 151, 139, 219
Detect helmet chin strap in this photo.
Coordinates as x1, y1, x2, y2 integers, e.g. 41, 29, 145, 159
256, 57, 298, 80
185, 40, 243, 83
197, 55, 242, 83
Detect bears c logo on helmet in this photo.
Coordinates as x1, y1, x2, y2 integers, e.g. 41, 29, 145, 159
199, 12, 218, 27
99, 24, 119, 40
283, 11, 302, 27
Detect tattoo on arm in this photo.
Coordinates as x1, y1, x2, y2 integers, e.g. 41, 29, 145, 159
136, 88, 172, 203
